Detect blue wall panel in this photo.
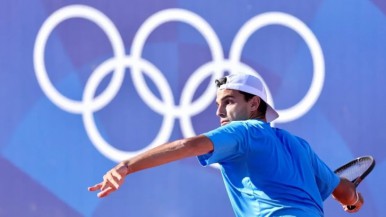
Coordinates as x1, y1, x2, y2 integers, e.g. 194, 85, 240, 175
1, 0, 385, 216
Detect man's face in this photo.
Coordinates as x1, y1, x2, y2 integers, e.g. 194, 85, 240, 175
215, 89, 254, 126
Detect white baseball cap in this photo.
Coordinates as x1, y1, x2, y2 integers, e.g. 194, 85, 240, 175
218, 73, 279, 122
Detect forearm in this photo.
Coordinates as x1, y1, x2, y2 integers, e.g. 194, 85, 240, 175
122, 135, 213, 175
88, 135, 213, 198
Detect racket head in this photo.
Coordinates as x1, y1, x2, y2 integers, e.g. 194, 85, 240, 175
334, 155, 375, 187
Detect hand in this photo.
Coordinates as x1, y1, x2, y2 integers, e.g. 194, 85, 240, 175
88, 162, 129, 198
342, 192, 364, 213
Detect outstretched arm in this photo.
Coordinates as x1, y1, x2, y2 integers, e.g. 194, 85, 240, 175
88, 135, 213, 198
332, 177, 364, 213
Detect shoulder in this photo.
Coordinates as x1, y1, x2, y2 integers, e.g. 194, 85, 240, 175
273, 127, 311, 146
226, 119, 267, 132
204, 120, 257, 139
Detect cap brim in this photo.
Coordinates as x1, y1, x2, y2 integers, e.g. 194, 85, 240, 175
265, 104, 279, 123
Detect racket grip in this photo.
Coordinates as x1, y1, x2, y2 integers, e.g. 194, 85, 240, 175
346, 191, 360, 211
347, 205, 356, 210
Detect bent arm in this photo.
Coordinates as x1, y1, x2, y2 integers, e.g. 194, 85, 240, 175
89, 135, 214, 197
332, 177, 363, 213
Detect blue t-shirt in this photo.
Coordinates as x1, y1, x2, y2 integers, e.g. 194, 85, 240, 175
197, 120, 340, 217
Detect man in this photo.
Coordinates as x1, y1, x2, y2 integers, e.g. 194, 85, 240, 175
89, 73, 363, 216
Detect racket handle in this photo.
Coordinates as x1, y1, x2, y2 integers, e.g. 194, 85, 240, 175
346, 191, 360, 211
347, 205, 356, 210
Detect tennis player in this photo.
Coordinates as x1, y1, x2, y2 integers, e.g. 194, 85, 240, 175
89, 73, 363, 216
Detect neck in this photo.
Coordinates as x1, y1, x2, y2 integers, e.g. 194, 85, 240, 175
249, 111, 266, 122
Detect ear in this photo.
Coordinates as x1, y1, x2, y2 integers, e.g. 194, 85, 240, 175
249, 96, 260, 112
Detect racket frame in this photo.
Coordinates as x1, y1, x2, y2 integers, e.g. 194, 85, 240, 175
334, 155, 375, 210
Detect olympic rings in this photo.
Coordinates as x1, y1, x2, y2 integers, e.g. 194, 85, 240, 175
131, 9, 225, 118
82, 57, 175, 161
34, 5, 126, 114
33, 5, 325, 162
230, 12, 324, 122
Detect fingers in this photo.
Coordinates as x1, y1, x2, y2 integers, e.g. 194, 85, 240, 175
342, 192, 364, 213
97, 186, 115, 198
101, 172, 121, 191
89, 166, 127, 198
88, 183, 103, 192
109, 169, 123, 189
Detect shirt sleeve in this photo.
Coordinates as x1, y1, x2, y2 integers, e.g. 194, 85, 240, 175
309, 147, 340, 200
197, 121, 248, 166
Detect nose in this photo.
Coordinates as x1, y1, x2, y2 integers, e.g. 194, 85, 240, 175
216, 105, 225, 118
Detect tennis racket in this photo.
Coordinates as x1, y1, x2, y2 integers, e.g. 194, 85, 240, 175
334, 155, 375, 210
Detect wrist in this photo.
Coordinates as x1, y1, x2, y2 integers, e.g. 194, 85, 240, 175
118, 161, 131, 176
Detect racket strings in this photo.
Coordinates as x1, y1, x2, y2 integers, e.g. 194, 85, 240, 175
335, 160, 372, 181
